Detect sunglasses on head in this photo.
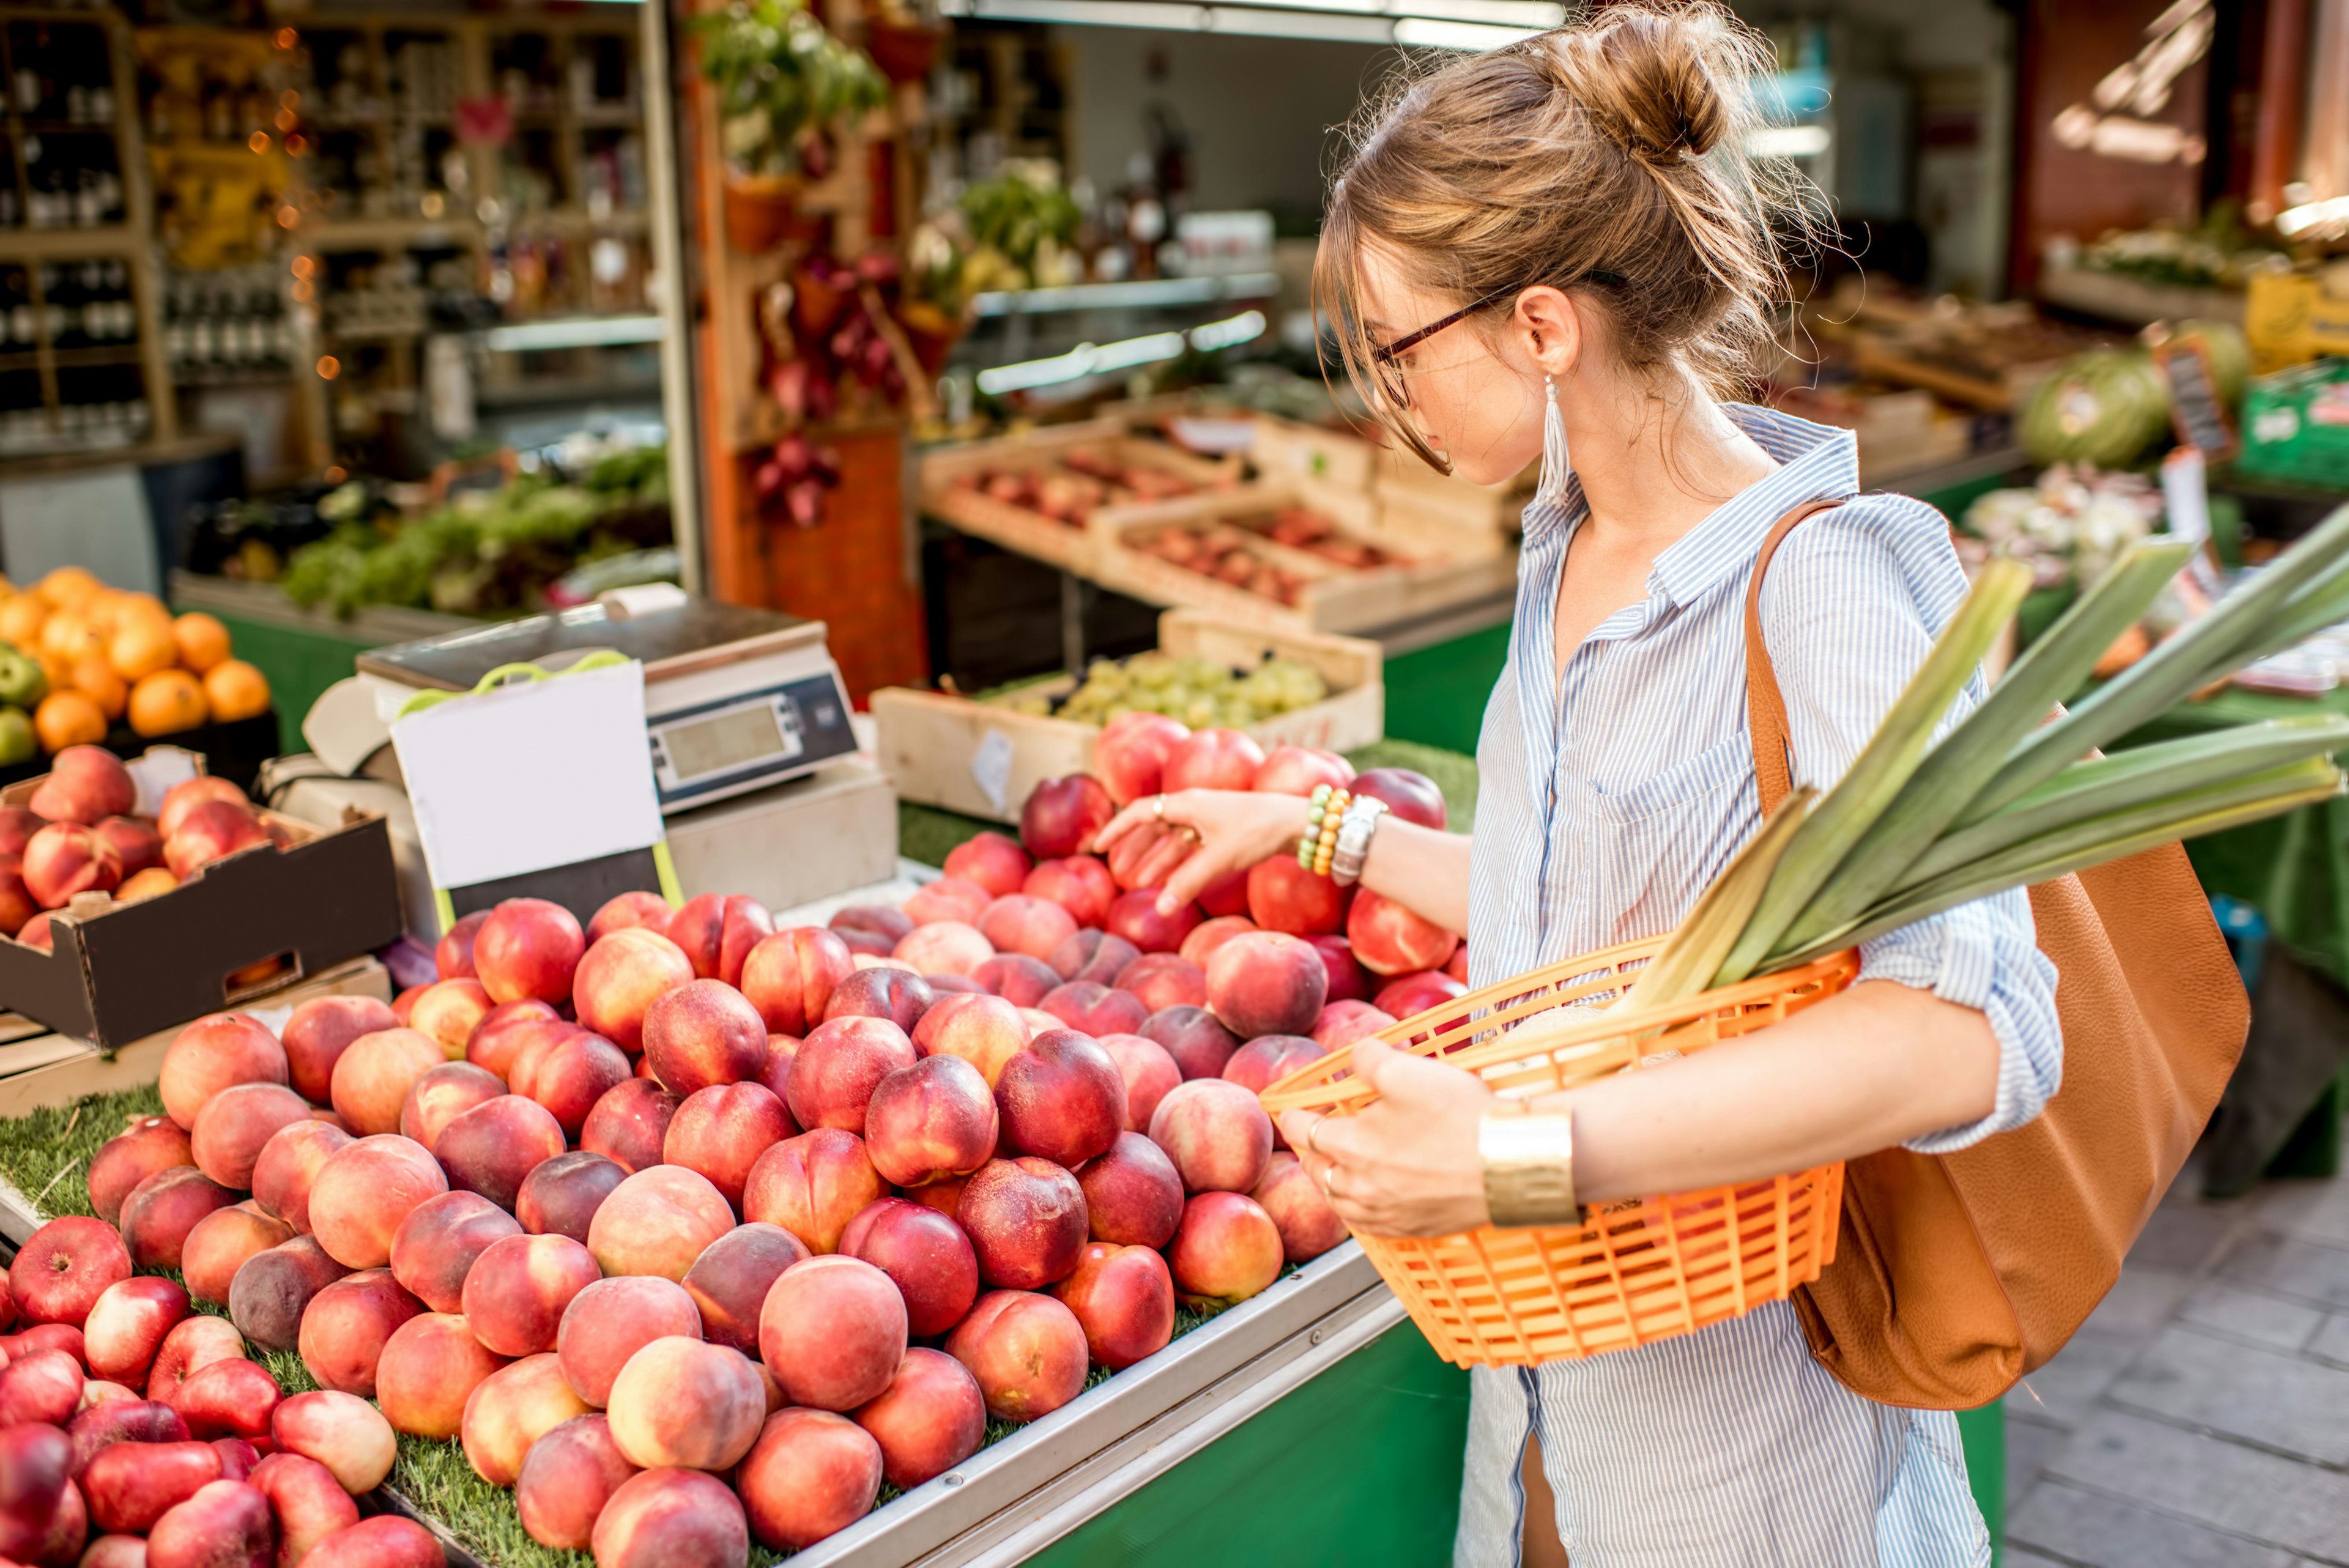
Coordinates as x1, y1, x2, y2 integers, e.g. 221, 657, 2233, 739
1368, 270, 1629, 411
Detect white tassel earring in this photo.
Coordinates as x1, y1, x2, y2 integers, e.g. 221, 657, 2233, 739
1535, 374, 1572, 508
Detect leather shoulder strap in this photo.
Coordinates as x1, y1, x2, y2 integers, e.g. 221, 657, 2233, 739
1746, 497, 1848, 815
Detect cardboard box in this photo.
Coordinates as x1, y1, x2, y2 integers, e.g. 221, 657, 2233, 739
870, 610, 1382, 822
918, 419, 1242, 573
2246, 270, 2349, 376
0, 763, 402, 1050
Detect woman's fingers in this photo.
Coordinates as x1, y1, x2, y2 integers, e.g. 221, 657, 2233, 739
1090, 797, 1159, 853
1276, 1108, 1325, 1157
1154, 839, 1233, 915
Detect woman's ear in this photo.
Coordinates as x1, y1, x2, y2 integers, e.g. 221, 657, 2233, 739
1510, 286, 1581, 379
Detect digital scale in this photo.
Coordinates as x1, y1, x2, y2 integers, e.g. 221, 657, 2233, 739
328, 591, 860, 815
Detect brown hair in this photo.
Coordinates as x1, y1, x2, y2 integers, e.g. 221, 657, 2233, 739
1316, 1, 1817, 472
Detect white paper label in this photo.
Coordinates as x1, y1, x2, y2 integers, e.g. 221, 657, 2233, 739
125, 748, 200, 818
970, 728, 1015, 816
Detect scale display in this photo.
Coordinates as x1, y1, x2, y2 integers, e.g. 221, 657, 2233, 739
647, 674, 853, 809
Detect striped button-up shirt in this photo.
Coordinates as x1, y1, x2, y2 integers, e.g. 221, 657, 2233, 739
1453, 406, 2058, 1567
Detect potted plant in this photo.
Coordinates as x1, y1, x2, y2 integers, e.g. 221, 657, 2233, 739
696, 0, 889, 252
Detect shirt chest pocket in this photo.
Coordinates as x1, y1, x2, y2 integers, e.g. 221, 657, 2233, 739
1568, 732, 1754, 826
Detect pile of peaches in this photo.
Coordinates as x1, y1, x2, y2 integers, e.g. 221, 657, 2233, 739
1, 748, 284, 947
0, 724, 1463, 1567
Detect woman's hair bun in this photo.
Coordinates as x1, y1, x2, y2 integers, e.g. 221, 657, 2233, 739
1549, 4, 1742, 162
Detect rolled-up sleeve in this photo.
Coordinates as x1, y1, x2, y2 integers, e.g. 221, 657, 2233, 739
1764, 499, 2065, 1151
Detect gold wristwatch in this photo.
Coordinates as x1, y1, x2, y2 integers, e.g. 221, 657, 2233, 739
1479, 1099, 1578, 1228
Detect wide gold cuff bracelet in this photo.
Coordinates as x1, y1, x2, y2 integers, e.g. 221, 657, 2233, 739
1479, 1108, 1578, 1228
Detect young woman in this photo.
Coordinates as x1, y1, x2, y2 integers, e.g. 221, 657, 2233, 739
1093, 7, 2058, 1564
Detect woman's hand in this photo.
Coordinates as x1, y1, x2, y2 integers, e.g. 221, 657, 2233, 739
1278, 1039, 1496, 1238
1092, 789, 1309, 916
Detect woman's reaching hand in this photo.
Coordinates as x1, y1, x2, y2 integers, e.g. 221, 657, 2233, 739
1092, 789, 1309, 917
1279, 1038, 1495, 1238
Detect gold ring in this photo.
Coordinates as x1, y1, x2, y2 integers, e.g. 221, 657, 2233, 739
1152, 794, 1167, 822
1302, 1117, 1323, 1159
1321, 1162, 1343, 1198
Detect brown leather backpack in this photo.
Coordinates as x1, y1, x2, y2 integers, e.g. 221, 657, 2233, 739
1745, 499, 2252, 1410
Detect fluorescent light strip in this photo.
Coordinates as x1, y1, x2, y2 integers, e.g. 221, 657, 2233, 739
2276, 195, 2349, 239
1391, 15, 1540, 46
937, 0, 1552, 47
483, 314, 664, 352
974, 309, 1267, 395
1748, 124, 1830, 157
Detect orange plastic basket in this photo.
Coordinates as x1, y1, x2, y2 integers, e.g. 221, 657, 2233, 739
1260, 937, 1860, 1368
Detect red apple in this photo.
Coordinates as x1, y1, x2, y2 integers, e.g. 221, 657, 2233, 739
0, 1346, 85, 1425
1019, 775, 1114, 860
944, 1290, 1086, 1423
1050, 1241, 1175, 1369
1205, 931, 1327, 1038
839, 1197, 978, 1337
1023, 855, 1117, 928
82, 1278, 188, 1386
167, 1356, 281, 1442
588, 890, 674, 943
66, 1395, 189, 1479
851, 1347, 985, 1490
475, 897, 588, 1004
248, 1450, 361, 1561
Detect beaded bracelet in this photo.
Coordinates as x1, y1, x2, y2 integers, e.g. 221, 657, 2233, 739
1298, 784, 1351, 874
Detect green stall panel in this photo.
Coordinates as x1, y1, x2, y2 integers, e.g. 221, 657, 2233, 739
187, 612, 376, 756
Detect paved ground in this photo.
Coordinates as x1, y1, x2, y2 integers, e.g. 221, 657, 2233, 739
2003, 1143, 2349, 1568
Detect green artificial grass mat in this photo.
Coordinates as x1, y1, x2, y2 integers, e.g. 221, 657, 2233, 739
0, 1082, 165, 1223
897, 737, 1480, 871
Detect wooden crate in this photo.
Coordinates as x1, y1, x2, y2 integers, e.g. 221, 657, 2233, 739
869, 609, 1383, 822
919, 420, 1242, 573
1371, 442, 1536, 548
1090, 481, 1517, 637
1248, 414, 1381, 491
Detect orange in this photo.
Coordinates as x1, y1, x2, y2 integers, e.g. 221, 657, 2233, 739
119, 866, 179, 902
37, 650, 73, 696
40, 612, 101, 664
108, 619, 177, 682
173, 612, 232, 674
0, 593, 50, 650
34, 689, 106, 751
111, 592, 171, 630
202, 659, 272, 723
70, 655, 127, 720
35, 565, 103, 611
129, 669, 207, 736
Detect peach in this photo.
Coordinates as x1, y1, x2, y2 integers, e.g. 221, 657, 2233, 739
464, 1003, 566, 1080
1168, 1191, 1283, 1306
0, 801, 37, 855
1018, 1006, 1061, 1039
82, 1279, 188, 1386
28, 1470, 85, 1562
0, 1320, 83, 1364
1037, 981, 1148, 1039
822, 965, 935, 1033
226, 1236, 347, 1353
1148, 1079, 1273, 1195
1140, 1004, 1239, 1080
588, 890, 674, 943
22, 820, 122, 907
247, 1451, 359, 1562
680, 1223, 807, 1356
977, 894, 1077, 964
278, 996, 399, 1105
1251, 1151, 1348, 1263
248, 1120, 351, 1235
946, 1290, 1088, 1423
755, 1032, 800, 1099
516, 1413, 637, 1550
1178, 916, 1256, 968
211, 1436, 260, 1481
1251, 743, 1352, 796
82, 1533, 154, 1568
738, 926, 855, 1036
181, 1205, 293, 1307
554, 1276, 700, 1407
573, 927, 696, 1053
641, 978, 768, 1096
1023, 855, 1117, 929
13, 907, 50, 949
906, 992, 1022, 1088
1077, 1132, 1183, 1249
1447, 943, 1469, 981
901, 875, 990, 927
119, 1167, 237, 1273
1051, 1241, 1176, 1370
66, 1397, 189, 1479
1349, 766, 1445, 828
1308, 933, 1370, 1003
1222, 1034, 1326, 1145
390, 1191, 521, 1313
1095, 1033, 1182, 1133
1206, 929, 1328, 1039
435, 908, 489, 979
741, 1129, 883, 1255
665, 893, 772, 987
786, 1014, 918, 1134
957, 1157, 1086, 1290
0, 1422, 69, 1561
606, 1336, 766, 1471
663, 1083, 795, 1212
475, 896, 587, 1004
13, 1216, 132, 1327
0, 1347, 88, 1425
906, 1175, 971, 1218
271, 1389, 395, 1493
146, 1478, 270, 1567
434, 1096, 565, 1212
585, 1165, 735, 1282
29, 745, 136, 824
995, 1029, 1124, 1167
1312, 998, 1395, 1052
303, 1516, 443, 1568
327, 1028, 442, 1137
146, 1317, 246, 1405
759, 1254, 907, 1411
862, 1055, 996, 1188
1094, 710, 1189, 804
461, 1353, 592, 1486
590, 1467, 748, 1568
1116, 953, 1209, 1014
973, 952, 1062, 1008
1245, 856, 1349, 937
308, 1135, 448, 1269
87, 1117, 195, 1225
943, 829, 1032, 897
375, 1313, 509, 1440
164, 799, 270, 880
396, 1061, 505, 1153
1347, 889, 1460, 976
831, 903, 915, 943
1373, 969, 1466, 1024
83, 1380, 143, 1408
461, 1233, 600, 1358
1105, 890, 1202, 954
516, 1151, 626, 1243
158, 1014, 288, 1131
892, 921, 992, 978
79, 1438, 216, 1535
737, 1408, 883, 1552
1019, 775, 1115, 860
579, 1079, 681, 1175
407, 978, 492, 1060
854, 1348, 985, 1491
839, 1197, 979, 1337
167, 1356, 281, 1441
